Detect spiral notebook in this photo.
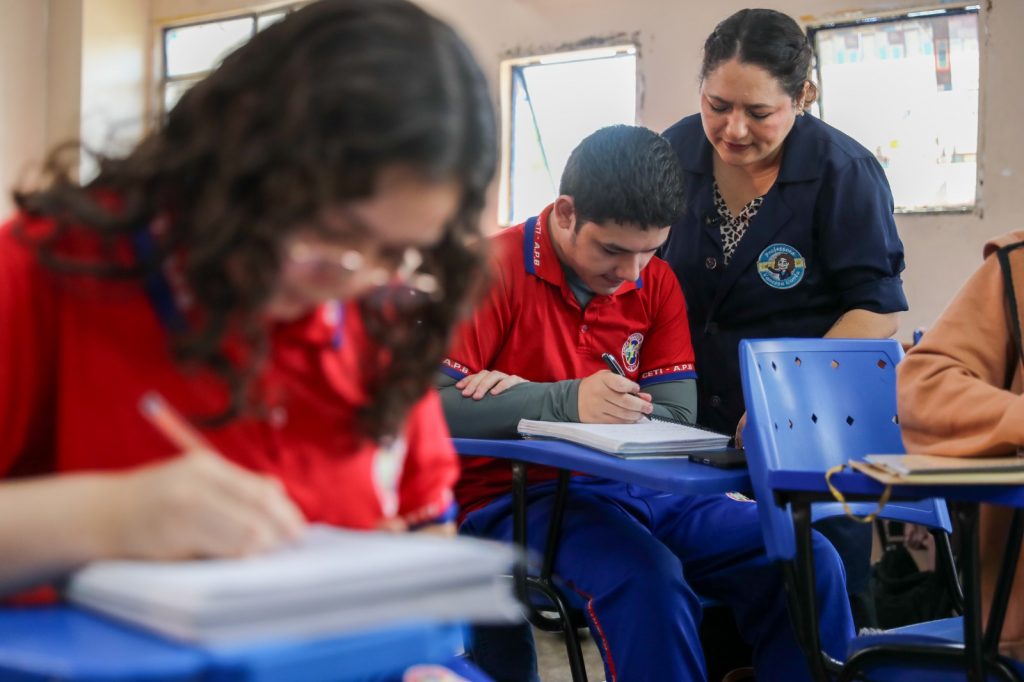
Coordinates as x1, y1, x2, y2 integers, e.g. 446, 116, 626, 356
517, 418, 730, 457
66, 525, 521, 644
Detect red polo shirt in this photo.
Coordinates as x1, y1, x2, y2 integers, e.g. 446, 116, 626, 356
442, 204, 696, 516
0, 213, 458, 531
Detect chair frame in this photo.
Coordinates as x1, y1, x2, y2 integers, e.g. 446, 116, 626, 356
741, 337, 1023, 682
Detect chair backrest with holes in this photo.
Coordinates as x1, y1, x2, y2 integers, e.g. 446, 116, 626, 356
739, 338, 950, 561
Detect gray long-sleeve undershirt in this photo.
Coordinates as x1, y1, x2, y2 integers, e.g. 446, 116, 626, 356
437, 372, 697, 439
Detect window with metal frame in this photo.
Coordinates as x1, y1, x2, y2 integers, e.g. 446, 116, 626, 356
808, 4, 980, 212
160, 7, 292, 115
499, 46, 638, 226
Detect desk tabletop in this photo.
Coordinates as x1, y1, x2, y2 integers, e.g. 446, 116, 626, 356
0, 606, 466, 681
769, 468, 1024, 507
453, 438, 750, 495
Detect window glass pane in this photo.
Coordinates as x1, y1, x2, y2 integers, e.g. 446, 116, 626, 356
165, 17, 255, 78
814, 11, 979, 211
507, 52, 636, 225
257, 11, 287, 31
163, 78, 203, 112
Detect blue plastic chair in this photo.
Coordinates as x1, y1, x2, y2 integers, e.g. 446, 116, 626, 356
737, 338, 1019, 681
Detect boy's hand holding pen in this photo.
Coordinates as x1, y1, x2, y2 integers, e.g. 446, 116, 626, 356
575, 353, 653, 424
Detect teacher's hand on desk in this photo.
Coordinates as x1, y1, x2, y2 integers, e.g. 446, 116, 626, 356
578, 370, 653, 423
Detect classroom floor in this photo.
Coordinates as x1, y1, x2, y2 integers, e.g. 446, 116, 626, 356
534, 627, 605, 682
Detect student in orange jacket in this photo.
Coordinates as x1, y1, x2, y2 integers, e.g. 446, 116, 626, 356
898, 230, 1024, 659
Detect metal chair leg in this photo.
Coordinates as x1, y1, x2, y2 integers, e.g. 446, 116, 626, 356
933, 529, 965, 614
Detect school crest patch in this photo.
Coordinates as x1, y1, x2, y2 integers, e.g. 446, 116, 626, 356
621, 332, 644, 373
757, 243, 806, 290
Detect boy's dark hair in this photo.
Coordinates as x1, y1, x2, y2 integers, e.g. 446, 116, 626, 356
14, 0, 496, 439
558, 125, 685, 229
701, 8, 816, 104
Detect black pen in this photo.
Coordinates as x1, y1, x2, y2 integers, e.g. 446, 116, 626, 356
601, 352, 626, 376
602, 352, 653, 422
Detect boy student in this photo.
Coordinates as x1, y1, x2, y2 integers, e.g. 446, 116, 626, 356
0, 0, 495, 595
437, 125, 854, 682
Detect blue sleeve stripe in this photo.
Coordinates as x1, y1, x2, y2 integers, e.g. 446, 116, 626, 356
438, 365, 468, 381
638, 371, 698, 387
523, 216, 538, 275
408, 501, 459, 530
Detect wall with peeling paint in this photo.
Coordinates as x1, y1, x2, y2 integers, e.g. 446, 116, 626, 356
411, 0, 1024, 342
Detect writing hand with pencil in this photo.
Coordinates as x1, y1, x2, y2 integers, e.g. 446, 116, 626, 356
110, 392, 307, 560
575, 353, 653, 424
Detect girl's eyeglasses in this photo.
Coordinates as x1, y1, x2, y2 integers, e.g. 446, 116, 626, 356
287, 241, 442, 301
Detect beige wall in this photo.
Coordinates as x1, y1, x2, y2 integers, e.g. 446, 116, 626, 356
418, 0, 1024, 341
80, 0, 150, 180
47, 0, 84, 162
5, 0, 1022, 340
0, 0, 48, 214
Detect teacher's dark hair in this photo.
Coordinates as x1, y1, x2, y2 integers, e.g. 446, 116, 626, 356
701, 8, 817, 104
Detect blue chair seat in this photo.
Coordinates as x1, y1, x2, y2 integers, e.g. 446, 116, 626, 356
850, 616, 964, 654
849, 617, 1024, 681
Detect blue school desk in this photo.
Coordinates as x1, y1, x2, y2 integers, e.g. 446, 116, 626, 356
452, 438, 750, 494
0, 606, 485, 681
769, 467, 1024, 682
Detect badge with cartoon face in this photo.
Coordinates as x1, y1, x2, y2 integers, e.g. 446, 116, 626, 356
621, 332, 644, 373
757, 243, 806, 290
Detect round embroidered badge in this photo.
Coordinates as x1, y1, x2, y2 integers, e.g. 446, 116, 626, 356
757, 243, 806, 290
620, 332, 644, 373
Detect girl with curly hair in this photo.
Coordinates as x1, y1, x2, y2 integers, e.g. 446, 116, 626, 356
0, 0, 494, 596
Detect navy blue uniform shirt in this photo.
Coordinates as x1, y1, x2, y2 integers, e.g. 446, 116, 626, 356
660, 113, 908, 434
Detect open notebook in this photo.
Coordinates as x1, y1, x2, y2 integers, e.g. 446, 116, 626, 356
852, 453, 1024, 485
517, 418, 730, 457
66, 525, 521, 644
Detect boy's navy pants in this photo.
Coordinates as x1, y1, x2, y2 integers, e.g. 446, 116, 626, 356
461, 476, 854, 682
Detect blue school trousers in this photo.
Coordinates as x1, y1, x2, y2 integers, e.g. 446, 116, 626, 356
461, 476, 854, 682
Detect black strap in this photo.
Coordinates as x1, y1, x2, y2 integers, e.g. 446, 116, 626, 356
995, 242, 1024, 381
130, 229, 187, 333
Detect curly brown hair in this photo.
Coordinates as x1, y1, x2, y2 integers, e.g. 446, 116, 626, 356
13, 0, 496, 440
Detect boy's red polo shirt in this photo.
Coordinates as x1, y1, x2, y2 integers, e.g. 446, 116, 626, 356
442, 204, 696, 516
0, 214, 458, 531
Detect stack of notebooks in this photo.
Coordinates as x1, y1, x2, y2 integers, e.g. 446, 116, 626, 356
517, 418, 730, 458
66, 525, 521, 644
852, 453, 1024, 485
